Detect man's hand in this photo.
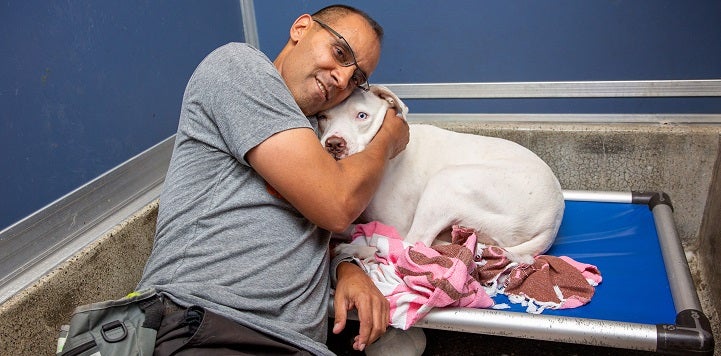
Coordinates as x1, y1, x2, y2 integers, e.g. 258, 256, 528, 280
333, 262, 390, 351
372, 108, 410, 160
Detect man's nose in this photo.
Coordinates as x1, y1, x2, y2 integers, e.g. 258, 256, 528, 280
332, 66, 356, 90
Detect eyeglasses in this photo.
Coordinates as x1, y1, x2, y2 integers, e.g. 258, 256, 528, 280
312, 18, 370, 91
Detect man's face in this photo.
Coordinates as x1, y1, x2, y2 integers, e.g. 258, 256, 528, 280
276, 14, 381, 116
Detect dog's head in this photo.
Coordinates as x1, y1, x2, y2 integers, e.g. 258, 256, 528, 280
317, 85, 408, 160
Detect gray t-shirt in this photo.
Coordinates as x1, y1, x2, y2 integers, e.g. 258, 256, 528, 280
138, 42, 334, 355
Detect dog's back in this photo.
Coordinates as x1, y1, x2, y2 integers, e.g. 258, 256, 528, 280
364, 123, 564, 261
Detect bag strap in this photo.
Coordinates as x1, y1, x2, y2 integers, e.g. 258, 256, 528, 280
138, 296, 164, 330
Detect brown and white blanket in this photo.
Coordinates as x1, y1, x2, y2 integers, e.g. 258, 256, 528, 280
347, 222, 602, 330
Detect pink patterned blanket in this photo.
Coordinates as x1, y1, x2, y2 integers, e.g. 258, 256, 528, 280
348, 222, 602, 330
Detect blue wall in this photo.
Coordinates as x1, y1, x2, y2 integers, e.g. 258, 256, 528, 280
2, 1, 720, 230
1, 1, 243, 229
256, 1, 721, 113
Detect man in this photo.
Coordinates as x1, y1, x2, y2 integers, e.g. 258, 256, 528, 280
137, 4, 409, 355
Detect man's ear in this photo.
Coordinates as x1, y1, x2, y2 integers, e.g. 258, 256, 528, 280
289, 14, 314, 42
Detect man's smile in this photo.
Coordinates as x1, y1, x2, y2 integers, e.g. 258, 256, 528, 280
316, 78, 328, 101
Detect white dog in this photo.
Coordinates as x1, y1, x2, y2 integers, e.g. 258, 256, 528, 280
318, 85, 564, 263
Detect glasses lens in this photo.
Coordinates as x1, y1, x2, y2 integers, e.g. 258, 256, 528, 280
335, 42, 355, 67
353, 70, 369, 91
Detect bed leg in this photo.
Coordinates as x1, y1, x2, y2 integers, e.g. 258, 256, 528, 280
656, 309, 714, 355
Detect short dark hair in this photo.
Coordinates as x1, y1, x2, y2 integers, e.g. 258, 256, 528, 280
312, 4, 384, 44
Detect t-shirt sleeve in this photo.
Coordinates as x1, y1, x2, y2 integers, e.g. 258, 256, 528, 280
183, 43, 312, 166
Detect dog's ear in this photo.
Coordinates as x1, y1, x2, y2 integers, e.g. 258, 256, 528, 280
369, 85, 408, 121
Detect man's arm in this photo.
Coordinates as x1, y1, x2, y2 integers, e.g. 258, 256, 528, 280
246, 109, 409, 232
247, 108, 406, 350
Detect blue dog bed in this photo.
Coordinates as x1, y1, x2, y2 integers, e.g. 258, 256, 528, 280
413, 190, 713, 355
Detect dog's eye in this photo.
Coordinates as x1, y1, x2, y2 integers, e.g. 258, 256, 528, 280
357, 112, 368, 120
317, 114, 327, 121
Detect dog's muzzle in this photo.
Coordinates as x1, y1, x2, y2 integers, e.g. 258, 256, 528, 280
324, 136, 347, 160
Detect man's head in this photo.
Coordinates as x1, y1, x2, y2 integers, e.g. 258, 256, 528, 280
274, 5, 384, 116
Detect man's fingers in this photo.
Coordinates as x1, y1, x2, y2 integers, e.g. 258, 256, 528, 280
367, 296, 389, 345
332, 295, 348, 335
354, 293, 391, 350
350, 293, 374, 350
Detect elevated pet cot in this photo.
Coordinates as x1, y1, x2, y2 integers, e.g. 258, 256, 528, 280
357, 79, 720, 355
332, 190, 714, 355
399, 190, 713, 355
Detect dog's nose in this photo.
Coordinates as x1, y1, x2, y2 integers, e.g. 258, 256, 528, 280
325, 136, 346, 154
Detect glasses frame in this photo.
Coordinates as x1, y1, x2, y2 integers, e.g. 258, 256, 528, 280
312, 18, 370, 91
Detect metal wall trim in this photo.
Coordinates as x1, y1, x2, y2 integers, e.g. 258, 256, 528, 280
407, 113, 721, 124
382, 79, 721, 99
240, 0, 259, 48
0, 136, 175, 304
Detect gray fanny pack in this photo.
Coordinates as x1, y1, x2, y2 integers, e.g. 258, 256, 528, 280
56, 288, 163, 356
